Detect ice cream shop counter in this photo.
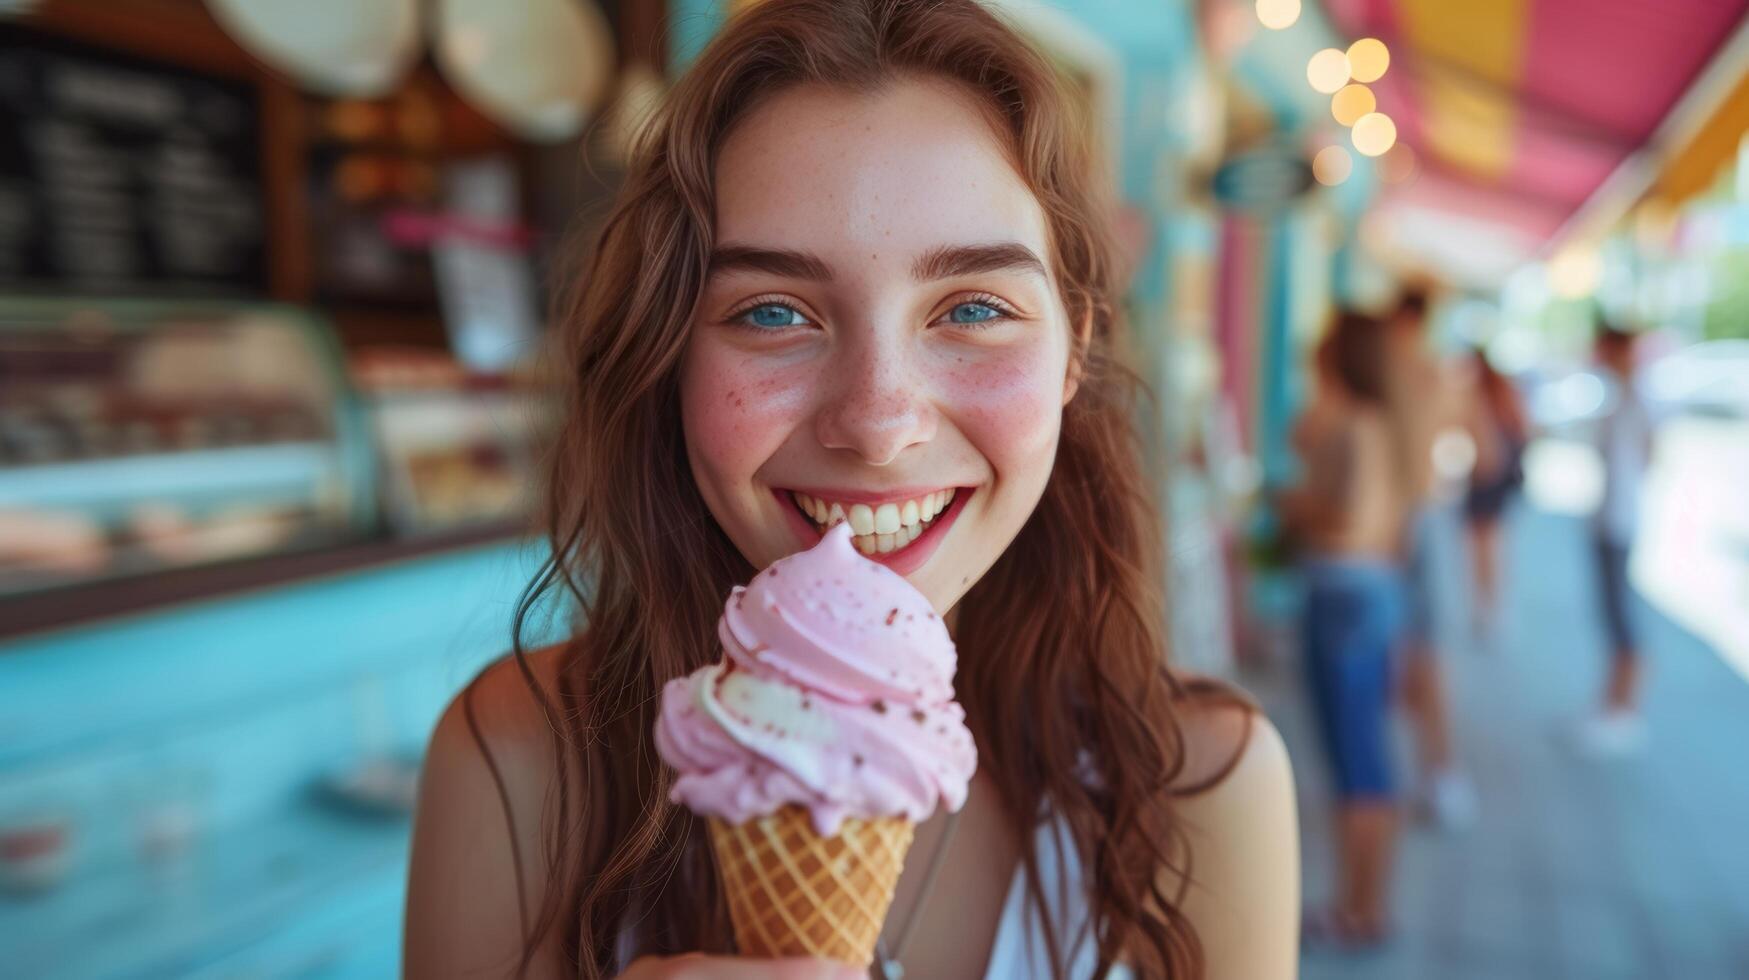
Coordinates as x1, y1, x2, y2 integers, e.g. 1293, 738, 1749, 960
0, 300, 558, 976
0, 531, 549, 977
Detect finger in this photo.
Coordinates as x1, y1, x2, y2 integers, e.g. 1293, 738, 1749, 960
636, 954, 862, 980
695, 957, 862, 980
765, 960, 864, 980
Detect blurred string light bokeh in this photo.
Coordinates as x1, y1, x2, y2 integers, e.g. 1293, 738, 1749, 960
1308, 35, 1396, 179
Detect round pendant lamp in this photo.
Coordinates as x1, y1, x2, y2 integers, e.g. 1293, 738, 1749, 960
205, 0, 420, 97
432, 0, 615, 143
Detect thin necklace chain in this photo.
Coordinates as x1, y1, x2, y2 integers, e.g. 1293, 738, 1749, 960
871, 807, 964, 980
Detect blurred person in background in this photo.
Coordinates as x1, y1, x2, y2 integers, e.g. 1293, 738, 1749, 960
1381, 287, 1476, 830
1461, 346, 1529, 640
1281, 311, 1406, 948
1575, 324, 1655, 756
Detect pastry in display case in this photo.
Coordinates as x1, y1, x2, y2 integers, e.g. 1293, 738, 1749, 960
0, 299, 376, 597
349, 346, 547, 535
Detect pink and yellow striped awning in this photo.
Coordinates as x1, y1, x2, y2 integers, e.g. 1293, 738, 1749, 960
1325, 0, 1749, 241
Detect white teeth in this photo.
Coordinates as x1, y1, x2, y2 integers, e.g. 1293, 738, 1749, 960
848, 504, 876, 535
794, 489, 964, 557
794, 493, 827, 525
873, 503, 901, 535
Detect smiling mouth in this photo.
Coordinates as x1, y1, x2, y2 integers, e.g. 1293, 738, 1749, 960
788, 489, 958, 555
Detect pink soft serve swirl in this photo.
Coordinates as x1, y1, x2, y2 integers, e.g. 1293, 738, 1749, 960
655, 524, 976, 835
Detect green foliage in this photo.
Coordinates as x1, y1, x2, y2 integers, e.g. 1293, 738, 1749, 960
1703, 248, 1749, 341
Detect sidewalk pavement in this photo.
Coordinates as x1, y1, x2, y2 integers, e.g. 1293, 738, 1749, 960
1248, 504, 1749, 980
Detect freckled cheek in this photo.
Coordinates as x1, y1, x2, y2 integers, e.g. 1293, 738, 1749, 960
934, 347, 1066, 468
680, 346, 815, 486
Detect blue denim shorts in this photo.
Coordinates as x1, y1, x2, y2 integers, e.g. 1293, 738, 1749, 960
1593, 533, 1636, 655
1302, 558, 1404, 800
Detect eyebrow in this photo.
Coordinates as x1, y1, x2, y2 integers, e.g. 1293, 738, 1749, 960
706, 241, 1048, 284
911, 242, 1048, 282
708, 244, 834, 281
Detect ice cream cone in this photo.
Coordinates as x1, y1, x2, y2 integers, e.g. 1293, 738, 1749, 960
658, 526, 974, 966
708, 806, 915, 966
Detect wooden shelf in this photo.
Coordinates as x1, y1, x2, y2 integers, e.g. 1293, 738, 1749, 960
0, 520, 530, 642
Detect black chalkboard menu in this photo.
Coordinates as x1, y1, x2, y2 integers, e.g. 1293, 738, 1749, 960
0, 25, 267, 296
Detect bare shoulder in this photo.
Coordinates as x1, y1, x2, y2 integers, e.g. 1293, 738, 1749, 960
1173, 698, 1294, 824
435, 644, 568, 767
404, 644, 575, 980
419, 644, 571, 829
1170, 698, 1300, 980
1349, 402, 1391, 440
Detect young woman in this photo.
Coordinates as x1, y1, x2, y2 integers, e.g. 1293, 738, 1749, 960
404, 2, 1297, 978
1462, 346, 1528, 638
1281, 313, 1406, 946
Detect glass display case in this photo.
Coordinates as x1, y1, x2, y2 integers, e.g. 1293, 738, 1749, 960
0, 299, 377, 598
349, 346, 546, 536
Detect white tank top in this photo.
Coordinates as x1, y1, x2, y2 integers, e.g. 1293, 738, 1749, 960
1594, 373, 1650, 545
981, 812, 1135, 979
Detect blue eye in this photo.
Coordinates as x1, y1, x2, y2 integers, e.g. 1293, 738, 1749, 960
736, 303, 810, 329
947, 302, 1002, 324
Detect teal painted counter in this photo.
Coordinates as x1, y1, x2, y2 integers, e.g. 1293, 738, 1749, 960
0, 537, 558, 978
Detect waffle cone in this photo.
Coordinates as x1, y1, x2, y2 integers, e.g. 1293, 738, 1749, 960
708, 806, 915, 966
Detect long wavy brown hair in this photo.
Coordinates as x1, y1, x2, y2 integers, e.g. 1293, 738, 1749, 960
483, 1, 1247, 976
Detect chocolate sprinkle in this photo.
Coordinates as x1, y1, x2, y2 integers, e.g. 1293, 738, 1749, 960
885, 608, 899, 625
872, 700, 888, 714
853, 754, 865, 766
911, 710, 927, 723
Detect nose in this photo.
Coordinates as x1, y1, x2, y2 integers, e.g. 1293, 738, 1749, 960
813, 329, 937, 466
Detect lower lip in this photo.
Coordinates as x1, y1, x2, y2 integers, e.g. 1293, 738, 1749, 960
775, 489, 972, 576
